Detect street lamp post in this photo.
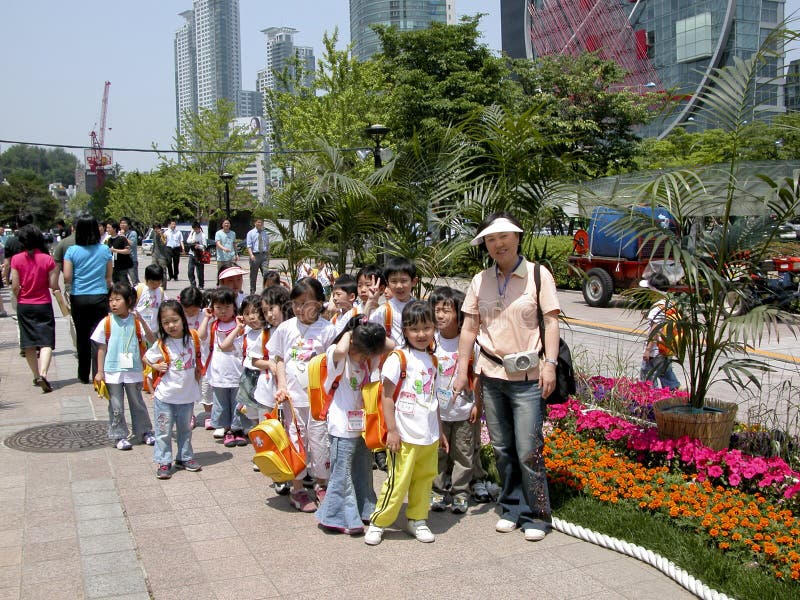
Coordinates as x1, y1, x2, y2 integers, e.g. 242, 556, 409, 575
364, 124, 390, 169
220, 172, 233, 220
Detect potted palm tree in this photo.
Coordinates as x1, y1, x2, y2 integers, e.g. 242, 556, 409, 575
612, 30, 800, 450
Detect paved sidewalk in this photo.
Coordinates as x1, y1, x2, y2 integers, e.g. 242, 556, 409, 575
0, 286, 696, 600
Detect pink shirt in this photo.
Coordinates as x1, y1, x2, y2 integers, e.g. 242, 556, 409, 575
10, 250, 55, 304
462, 260, 560, 381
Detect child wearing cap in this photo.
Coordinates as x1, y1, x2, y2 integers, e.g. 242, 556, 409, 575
219, 265, 246, 309
640, 273, 681, 391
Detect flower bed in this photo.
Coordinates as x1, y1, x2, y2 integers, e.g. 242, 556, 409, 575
538, 377, 800, 583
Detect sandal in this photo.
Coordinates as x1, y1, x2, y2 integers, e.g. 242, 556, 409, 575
38, 377, 53, 393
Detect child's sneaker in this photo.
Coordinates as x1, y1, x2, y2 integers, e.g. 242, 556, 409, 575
252, 461, 260, 472
205, 418, 213, 430
404, 519, 435, 543
289, 488, 317, 513
174, 459, 202, 472
273, 482, 290, 495
115, 438, 132, 451
451, 493, 469, 514
313, 484, 327, 504
430, 491, 448, 511
156, 464, 172, 479
364, 524, 384, 546
233, 432, 248, 447
142, 432, 156, 446
374, 450, 388, 472
223, 431, 237, 447
213, 427, 225, 439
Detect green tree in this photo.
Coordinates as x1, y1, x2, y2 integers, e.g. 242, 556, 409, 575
106, 170, 184, 228
513, 53, 656, 178
0, 145, 79, 185
374, 16, 515, 142
0, 169, 59, 228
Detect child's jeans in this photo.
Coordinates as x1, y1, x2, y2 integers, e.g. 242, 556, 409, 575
211, 386, 243, 431
315, 435, 376, 530
370, 441, 438, 528
433, 419, 475, 496
153, 399, 194, 465
640, 355, 681, 391
107, 381, 152, 441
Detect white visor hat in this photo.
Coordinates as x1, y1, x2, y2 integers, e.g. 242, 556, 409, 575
470, 217, 524, 246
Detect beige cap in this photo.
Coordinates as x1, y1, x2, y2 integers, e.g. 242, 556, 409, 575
470, 217, 524, 246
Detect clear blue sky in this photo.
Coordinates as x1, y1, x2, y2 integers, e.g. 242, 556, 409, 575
0, 0, 798, 176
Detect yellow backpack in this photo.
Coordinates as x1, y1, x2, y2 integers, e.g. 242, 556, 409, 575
307, 353, 343, 421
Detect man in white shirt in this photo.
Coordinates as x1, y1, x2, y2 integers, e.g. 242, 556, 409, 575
119, 217, 139, 285
245, 218, 270, 294
165, 220, 184, 281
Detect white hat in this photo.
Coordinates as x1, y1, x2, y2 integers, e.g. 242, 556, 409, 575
470, 217, 524, 246
218, 266, 246, 280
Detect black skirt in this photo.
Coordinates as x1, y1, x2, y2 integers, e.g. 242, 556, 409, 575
17, 303, 55, 349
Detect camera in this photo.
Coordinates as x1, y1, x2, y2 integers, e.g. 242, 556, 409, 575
502, 350, 539, 374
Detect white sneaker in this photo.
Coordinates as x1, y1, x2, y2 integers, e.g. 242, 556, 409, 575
405, 519, 435, 543
115, 438, 132, 451
213, 428, 225, 439
495, 518, 517, 533
524, 528, 547, 542
364, 525, 384, 546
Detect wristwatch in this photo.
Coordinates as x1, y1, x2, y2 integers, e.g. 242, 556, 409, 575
544, 358, 558, 365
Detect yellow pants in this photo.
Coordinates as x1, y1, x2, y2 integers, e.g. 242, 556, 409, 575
370, 441, 439, 527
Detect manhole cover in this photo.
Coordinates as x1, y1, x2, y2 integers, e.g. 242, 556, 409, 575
4, 420, 109, 453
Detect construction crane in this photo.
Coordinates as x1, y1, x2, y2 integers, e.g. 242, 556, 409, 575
87, 81, 111, 188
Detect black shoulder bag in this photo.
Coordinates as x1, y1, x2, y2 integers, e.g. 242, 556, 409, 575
534, 264, 576, 404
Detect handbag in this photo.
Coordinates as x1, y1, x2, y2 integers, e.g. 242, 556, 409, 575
534, 264, 576, 404
198, 250, 211, 264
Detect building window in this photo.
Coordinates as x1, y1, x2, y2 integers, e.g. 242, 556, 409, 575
676, 12, 713, 63
755, 83, 778, 106
761, 1, 779, 24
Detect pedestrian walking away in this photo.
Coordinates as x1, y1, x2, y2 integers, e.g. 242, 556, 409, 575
246, 218, 270, 294
186, 221, 206, 289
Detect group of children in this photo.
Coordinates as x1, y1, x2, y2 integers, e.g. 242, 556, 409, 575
92, 257, 492, 545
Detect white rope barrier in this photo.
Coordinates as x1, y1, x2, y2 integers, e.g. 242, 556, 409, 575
552, 517, 736, 600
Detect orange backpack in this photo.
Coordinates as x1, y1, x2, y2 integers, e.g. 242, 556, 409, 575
249, 399, 307, 482
150, 330, 202, 390
362, 349, 406, 450
655, 301, 682, 356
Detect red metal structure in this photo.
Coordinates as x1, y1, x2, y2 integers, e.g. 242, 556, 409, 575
528, 0, 662, 92
87, 81, 111, 188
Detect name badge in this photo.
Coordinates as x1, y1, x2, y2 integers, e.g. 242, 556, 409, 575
119, 353, 134, 369
437, 388, 453, 410
347, 410, 365, 431
396, 392, 416, 415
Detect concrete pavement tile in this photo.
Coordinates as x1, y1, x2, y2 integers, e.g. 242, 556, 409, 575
520, 566, 614, 599
147, 583, 216, 600
0, 476, 25, 489
190, 537, 251, 562
70, 467, 114, 481
24, 521, 76, 544
222, 501, 268, 520
75, 503, 124, 522
209, 574, 280, 600
112, 464, 158, 479
81, 549, 141, 577
19, 577, 82, 600
143, 558, 204, 592
0, 565, 20, 589
0, 587, 20, 600
159, 480, 211, 498
617, 577, 697, 599
168, 491, 218, 510
0, 530, 22, 549
87, 594, 150, 600
115, 475, 161, 491
207, 488, 264, 507
132, 524, 186, 547
117, 485, 166, 502
199, 553, 263, 581
202, 477, 253, 495
73, 490, 121, 506
127, 512, 178, 533
25, 507, 76, 527
0, 511, 25, 532
21, 556, 82, 585
0, 488, 25, 502
22, 540, 80, 564
76, 517, 129, 538
580, 555, 674, 590
23, 494, 71, 512
550, 539, 632, 568
181, 520, 236, 542
84, 569, 148, 599
572, 590, 627, 600
71, 478, 116, 494
120, 497, 165, 516
136, 541, 191, 567
79, 533, 135, 556
173, 506, 229, 527
0, 547, 21, 567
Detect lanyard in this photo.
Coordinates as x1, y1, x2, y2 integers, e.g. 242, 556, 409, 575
496, 255, 523, 302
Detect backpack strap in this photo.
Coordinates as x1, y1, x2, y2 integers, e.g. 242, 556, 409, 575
262, 328, 270, 360
319, 354, 343, 421
199, 321, 218, 376
391, 349, 406, 403
384, 303, 392, 338
534, 264, 546, 357
104, 315, 111, 343
151, 339, 170, 390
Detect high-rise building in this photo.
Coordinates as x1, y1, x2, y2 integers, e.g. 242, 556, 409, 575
174, 10, 197, 136
238, 90, 263, 118
349, 0, 449, 61
256, 27, 316, 95
193, 0, 242, 112
502, 0, 786, 138
787, 59, 800, 113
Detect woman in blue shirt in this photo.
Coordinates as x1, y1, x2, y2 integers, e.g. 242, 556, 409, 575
63, 216, 112, 383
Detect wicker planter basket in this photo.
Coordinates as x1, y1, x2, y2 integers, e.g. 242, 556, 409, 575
653, 398, 738, 451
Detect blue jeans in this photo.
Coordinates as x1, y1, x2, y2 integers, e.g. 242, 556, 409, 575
211, 386, 242, 431
640, 355, 680, 391
153, 399, 194, 465
480, 374, 551, 532
107, 381, 152, 441
315, 435, 376, 531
